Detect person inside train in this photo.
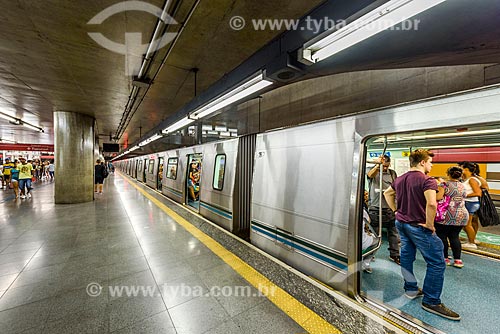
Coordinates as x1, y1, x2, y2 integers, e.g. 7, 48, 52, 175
361, 191, 379, 274
188, 170, 200, 201
459, 161, 489, 246
459, 161, 482, 250
366, 154, 400, 265
434, 167, 469, 268
384, 149, 460, 321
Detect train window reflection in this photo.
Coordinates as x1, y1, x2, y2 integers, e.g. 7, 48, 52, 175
148, 159, 154, 174
213, 154, 226, 190
166, 158, 178, 180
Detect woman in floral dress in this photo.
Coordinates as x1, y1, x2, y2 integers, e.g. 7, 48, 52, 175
435, 166, 469, 268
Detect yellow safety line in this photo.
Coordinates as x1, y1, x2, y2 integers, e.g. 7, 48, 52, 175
118, 172, 341, 334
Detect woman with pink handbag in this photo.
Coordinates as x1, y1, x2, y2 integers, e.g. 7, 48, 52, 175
434, 167, 469, 268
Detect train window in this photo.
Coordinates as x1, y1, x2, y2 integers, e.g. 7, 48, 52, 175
166, 158, 178, 180
213, 154, 226, 190
148, 159, 154, 174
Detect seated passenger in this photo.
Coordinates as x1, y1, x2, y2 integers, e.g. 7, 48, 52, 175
188, 171, 200, 201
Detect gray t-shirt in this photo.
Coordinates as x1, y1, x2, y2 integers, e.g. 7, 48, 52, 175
366, 166, 397, 209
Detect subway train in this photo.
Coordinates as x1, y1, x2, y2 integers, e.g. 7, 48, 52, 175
115, 84, 500, 333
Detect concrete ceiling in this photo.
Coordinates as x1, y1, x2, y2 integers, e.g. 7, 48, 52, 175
0, 0, 325, 147
1, 0, 500, 152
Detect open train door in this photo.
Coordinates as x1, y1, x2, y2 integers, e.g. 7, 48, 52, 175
185, 153, 202, 212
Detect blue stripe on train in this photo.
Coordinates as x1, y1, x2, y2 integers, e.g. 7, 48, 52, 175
200, 201, 232, 220
251, 225, 348, 271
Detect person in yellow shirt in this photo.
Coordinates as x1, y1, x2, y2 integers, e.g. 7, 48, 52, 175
2, 158, 15, 189
17, 157, 34, 199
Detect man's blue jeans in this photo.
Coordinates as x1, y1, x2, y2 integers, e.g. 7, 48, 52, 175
395, 221, 445, 305
18, 178, 32, 194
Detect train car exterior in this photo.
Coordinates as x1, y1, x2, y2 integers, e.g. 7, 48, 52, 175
251, 85, 500, 294
198, 139, 238, 231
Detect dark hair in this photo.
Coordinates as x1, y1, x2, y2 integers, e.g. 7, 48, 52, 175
447, 166, 463, 179
459, 161, 476, 173
409, 149, 434, 167
473, 163, 480, 175
383, 154, 391, 162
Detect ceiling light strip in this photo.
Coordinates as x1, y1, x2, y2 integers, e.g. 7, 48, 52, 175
301, 0, 447, 64
190, 73, 272, 120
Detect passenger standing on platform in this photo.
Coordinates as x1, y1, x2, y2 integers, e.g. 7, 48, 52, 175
17, 157, 34, 199
2, 158, 15, 189
94, 159, 106, 194
435, 167, 469, 268
366, 154, 400, 264
48, 161, 55, 181
384, 149, 460, 321
459, 161, 482, 250
10, 160, 20, 199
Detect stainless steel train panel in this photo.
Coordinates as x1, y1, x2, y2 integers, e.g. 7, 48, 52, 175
145, 154, 158, 189
199, 139, 238, 231
162, 150, 184, 203
251, 118, 356, 290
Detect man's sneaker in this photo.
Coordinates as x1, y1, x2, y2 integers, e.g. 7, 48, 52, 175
453, 259, 464, 268
405, 288, 423, 300
462, 243, 477, 250
20, 195, 26, 199
389, 255, 401, 265
27, 193, 31, 198
474, 239, 481, 245
422, 302, 461, 321
445, 258, 451, 266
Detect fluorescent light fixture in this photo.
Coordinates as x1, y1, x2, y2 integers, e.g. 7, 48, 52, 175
202, 124, 213, 131
22, 121, 44, 133
207, 130, 218, 135
128, 145, 139, 152
0, 112, 17, 122
162, 116, 195, 134
399, 128, 500, 140
228, 128, 238, 133
139, 133, 163, 146
190, 73, 272, 120
214, 125, 227, 132
301, 0, 446, 64
219, 131, 231, 137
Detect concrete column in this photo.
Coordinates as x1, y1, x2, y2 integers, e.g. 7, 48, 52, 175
54, 111, 95, 203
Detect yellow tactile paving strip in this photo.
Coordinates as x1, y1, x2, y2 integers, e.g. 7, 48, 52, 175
119, 173, 341, 334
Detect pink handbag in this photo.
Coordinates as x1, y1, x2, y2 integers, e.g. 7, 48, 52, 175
435, 195, 451, 222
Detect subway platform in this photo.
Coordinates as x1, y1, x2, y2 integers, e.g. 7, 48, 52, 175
0, 173, 398, 334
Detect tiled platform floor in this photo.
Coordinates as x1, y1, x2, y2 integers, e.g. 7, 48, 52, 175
0, 174, 305, 334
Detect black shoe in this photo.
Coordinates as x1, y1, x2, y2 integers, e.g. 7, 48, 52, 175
405, 288, 423, 300
390, 255, 401, 265
422, 302, 461, 321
